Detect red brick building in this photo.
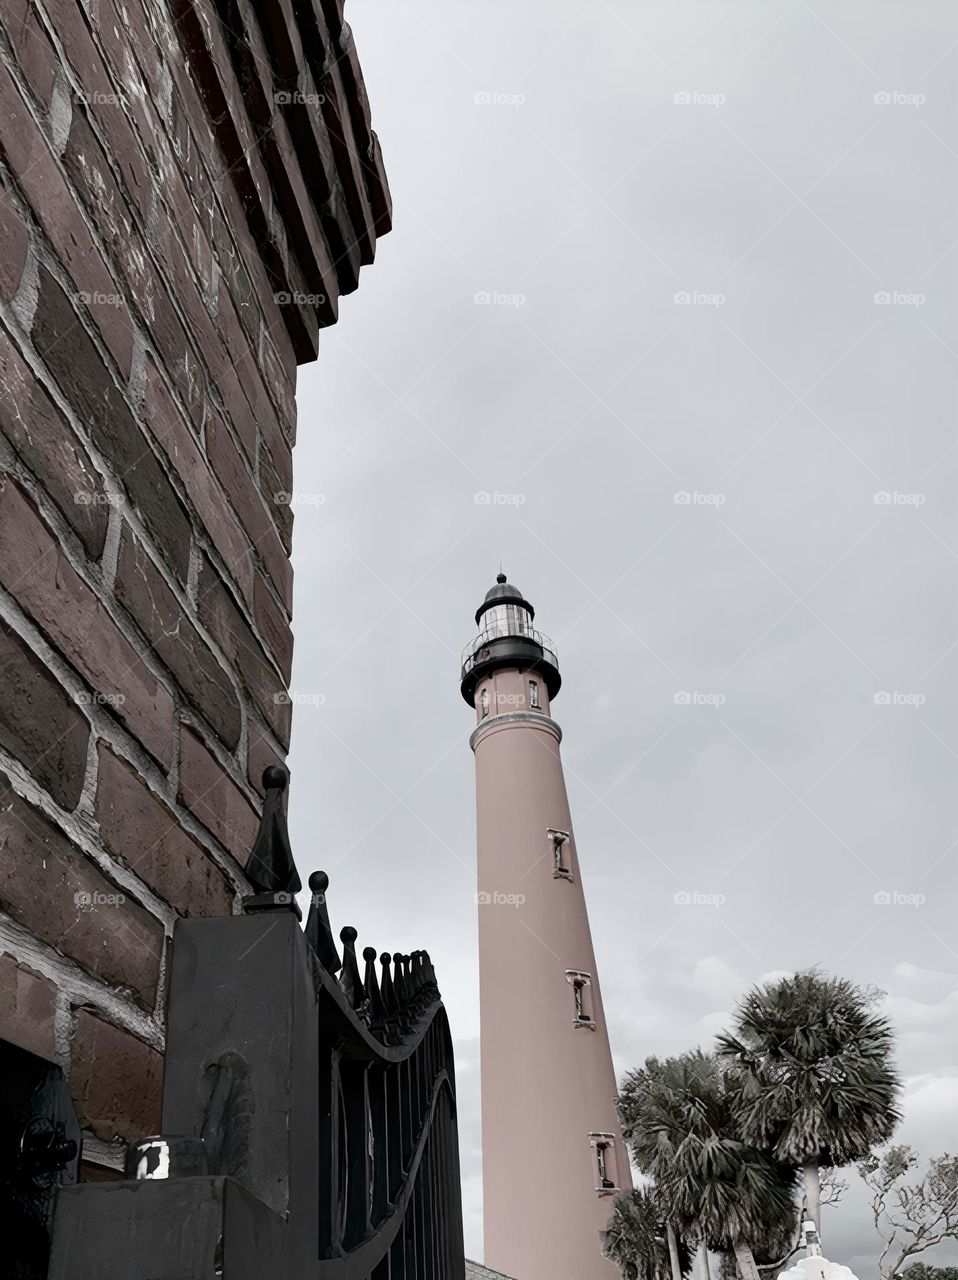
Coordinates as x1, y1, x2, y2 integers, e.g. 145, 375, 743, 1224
0, 0, 389, 1177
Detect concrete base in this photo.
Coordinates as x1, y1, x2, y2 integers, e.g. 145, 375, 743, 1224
49, 1176, 287, 1279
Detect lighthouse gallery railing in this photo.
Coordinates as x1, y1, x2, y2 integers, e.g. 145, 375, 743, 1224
460, 624, 559, 681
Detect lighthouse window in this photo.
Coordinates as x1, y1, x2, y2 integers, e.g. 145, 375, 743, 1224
529, 680, 539, 708
565, 970, 595, 1029
480, 689, 489, 718
548, 828, 573, 880
590, 1133, 618, 1195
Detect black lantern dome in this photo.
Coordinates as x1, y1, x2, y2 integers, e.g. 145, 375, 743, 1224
474, 573, 536, 626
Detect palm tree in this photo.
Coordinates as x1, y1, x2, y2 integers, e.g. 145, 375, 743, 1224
618, 1051, 797, 1280
618, 1053, 704, 1280
717, 969, 900, 1239
602, 1188, 692, 1280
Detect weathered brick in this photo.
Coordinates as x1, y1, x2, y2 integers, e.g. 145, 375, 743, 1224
60, 124, 199, 436
61, 109, 138, 291
3, 0, 58, 110
206, 410, 293, 611
69, 1010, 162, 1142
167, 86, 214, 204
0, 59, 134, 375
0, 770, 164, 1007
93, 0, 163, 120
0, 185, 29, 302
148, 185, 229, 432
177, 725, 258, 862
65, 30, 153, 224
95, 743, 234, 916
316, 60, 377, 262
68, 12, 160, 190
0, 324, 109, 558
210, 205, 260, 352
141, 355, 254, 607
258, 327, 297, 444
0, 476, 175, 769
161, 161, 215, 302
114, 526, 242, 750
140, 251, 209, 432
247, 728, 286, 799
40, 0, 111, 102
0, 952, 57, 1060
212, 353, 259, 464
196, 554, 290, 745
210, 191, 285, 360
32, 265, 192, 583
215, 284, 273, 459
253, 571, 293, 681
0, 616, 89, 810
259, 438, 293, 553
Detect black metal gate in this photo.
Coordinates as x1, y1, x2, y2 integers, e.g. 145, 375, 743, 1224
44, 768, 466, 1279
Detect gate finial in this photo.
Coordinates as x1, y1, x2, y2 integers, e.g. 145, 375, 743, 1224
305, 871, 342, 973
244, 767, 302, 901
339, 927, 365, 1011
363, 946, 387, 1034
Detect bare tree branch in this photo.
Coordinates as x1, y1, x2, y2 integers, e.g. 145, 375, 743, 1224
859, 1146, 958, 1280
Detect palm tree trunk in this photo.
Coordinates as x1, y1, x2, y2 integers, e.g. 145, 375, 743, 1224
803, 1161, 821, 1237
732, 1242, 760, 1280
698, 1242, 711, 1280
667, 1221, 683, 1280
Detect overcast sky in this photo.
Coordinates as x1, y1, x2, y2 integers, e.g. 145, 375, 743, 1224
286, 2, 958, 1270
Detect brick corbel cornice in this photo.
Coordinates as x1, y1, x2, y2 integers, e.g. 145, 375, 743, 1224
170, 0, 391, 363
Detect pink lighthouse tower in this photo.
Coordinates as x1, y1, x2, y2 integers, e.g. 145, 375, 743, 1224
461, 574, 631, 1280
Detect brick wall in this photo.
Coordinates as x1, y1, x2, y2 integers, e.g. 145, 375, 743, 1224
0, 0, 389, 1173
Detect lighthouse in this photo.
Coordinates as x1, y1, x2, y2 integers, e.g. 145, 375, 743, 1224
461, 574, 631, 1280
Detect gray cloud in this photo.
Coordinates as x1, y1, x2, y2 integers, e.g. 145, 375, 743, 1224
289, 1, 958, 1267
